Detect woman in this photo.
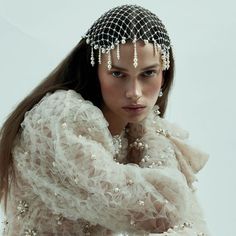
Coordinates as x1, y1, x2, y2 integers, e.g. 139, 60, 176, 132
0, 4, 210, 236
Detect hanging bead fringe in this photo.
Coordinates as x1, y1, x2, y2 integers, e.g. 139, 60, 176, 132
107, 50, 112, 70
116, 43, 120, 60
91, 47, 95, 67
98, 48, 102, 64
133, 35, 138, 68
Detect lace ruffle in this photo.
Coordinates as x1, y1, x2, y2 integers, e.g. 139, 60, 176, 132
5, 90, 210, 236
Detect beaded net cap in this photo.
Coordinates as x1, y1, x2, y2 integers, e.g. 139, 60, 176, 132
83, 4, 171, 70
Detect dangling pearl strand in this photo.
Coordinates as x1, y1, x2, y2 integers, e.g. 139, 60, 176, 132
133, 35, 138, 68
107, 50, 112, 70
116, 43, 120, 60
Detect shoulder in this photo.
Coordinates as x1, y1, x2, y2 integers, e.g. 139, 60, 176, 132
143, 108, 209, 183
30, 89, 88, 116
143, 106, 189, 140
18, 90, 114, 154
21, 90, 111, 144
23, 90, 78, 120
156, 117, 190, 141
24, 90, 107, 125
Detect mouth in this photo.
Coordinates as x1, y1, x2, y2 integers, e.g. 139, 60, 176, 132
122, 105, 146, 114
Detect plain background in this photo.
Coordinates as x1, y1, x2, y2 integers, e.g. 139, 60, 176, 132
0, 0, 235, 235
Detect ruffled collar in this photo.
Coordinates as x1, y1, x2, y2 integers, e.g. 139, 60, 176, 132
108, 104, 209, 187
70, 90, 209, 187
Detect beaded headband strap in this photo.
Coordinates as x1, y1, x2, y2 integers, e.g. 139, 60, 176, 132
83, 4, 171, 70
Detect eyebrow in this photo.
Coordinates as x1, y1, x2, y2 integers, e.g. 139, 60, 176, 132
110, 63, 160, 71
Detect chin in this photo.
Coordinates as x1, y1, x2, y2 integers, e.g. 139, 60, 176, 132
126, 115, 147, 124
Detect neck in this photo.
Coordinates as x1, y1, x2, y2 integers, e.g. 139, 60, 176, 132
101, 107, 127, 136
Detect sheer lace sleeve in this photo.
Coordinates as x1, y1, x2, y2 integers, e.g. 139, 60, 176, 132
13, 90, 198, 234
128, 106, 210, 235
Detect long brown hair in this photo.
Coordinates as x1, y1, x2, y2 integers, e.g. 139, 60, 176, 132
0, 38, 175, 210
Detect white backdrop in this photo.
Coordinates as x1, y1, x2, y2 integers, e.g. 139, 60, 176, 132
0, 0, 236, 235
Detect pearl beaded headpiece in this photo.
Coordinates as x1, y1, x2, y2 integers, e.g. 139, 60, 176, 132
83, 4, 171, 70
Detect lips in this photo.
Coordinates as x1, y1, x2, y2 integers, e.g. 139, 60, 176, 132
123, 105, 146, 109
122, 105, 146, 115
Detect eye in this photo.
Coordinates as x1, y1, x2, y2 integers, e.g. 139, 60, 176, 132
111, 71, 125, 78
142, 70, 157, 77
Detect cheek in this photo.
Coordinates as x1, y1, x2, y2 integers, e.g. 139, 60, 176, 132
145, 78, 162, 97
98, 69, 111, 96
98, 75, 119, 101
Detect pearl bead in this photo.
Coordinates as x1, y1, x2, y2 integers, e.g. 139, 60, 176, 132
113, 187, 120, 193
173, 225, 179, 230
130, 219, 135, 226
138, 200, 145, 206
74, 177, 79, 184
167, 228, 174, 233
157, 161, 163, 166
61, 122, 67, 128
127, 179, 134, 185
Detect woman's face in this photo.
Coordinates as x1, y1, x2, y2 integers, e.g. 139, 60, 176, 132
98, 41, 163, 133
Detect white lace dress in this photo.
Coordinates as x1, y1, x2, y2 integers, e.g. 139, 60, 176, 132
2, 90, 210, 235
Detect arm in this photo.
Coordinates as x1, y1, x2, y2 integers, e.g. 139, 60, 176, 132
13, 90, 192, 234
128, 108, 210, 235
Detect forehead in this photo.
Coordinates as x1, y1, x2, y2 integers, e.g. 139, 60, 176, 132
101, 41, 161, 69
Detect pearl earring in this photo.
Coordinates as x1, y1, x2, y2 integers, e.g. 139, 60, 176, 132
159, 89, 163, 97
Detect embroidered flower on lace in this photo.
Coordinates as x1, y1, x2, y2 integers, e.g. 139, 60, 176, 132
61, 122, 67, 128
156, 128, 169, 137
24, 229, 37, 236
17, 200, 29, 219
55, 214, 64, 225
82, 222, 92, 235
112, 135, 122, 156
91, 154, 96, 160
163, 222, 207, 236
112, 129, 127, 162
126, 179, 134, 185
137, 199, 145, 206
130, 219, 136, 226
113, 187, 120, 193
74, 176, 80, 184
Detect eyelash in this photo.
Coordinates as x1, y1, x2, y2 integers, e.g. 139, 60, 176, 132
111, 70, 158, 78
142, 70, 158, 77
111, 71, 124, 78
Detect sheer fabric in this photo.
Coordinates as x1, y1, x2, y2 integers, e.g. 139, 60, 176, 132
2, 90, 210, 235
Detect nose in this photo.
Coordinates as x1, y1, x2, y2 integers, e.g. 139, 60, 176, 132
125, 79, 142, 101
